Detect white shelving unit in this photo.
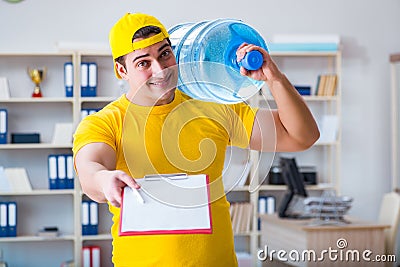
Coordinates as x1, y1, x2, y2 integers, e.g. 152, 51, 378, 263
0, 51, 116, 267
0, 49, 341, 266
230, 50, 342, 266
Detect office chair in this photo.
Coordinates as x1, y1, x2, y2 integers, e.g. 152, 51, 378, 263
378, 191, 400, 266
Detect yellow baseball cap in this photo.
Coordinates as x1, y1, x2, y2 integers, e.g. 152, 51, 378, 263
109, 13, 170, 78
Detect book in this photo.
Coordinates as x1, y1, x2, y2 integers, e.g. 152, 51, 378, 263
325, 75, 338, 96
316, 75, 327, 96
230, 202, 253, 234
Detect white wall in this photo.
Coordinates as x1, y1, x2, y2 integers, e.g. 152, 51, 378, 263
1, 0, 400, 222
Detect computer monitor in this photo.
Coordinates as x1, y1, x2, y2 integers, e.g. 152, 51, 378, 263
278, 157, 308, 218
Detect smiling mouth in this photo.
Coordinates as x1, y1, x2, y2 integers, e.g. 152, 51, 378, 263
148, 71, 176, 89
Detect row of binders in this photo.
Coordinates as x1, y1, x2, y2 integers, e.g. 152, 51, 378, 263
258, 195, 276, 215
0, 109, 7, 144
257, 196, 276, 230
64, 62, 98, 97
82, 200, 98, 235
230, 202, 253, 234
0, 202, 17, 237
81, 108, 101, 120
48, 154, 74, 189
82, 246, 100, 267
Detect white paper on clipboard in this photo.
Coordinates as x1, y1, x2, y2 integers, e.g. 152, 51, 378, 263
119, 174, 212, 236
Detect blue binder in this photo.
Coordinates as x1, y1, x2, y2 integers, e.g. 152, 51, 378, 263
82, 200, 99, 235
7, 202, 17, 237
64, 62, 74, 97
57, 155, 67, 189
48, 154, 58, 189
81, 108, 100, 120
81, 62, 89, 97
88, 62, 97, 97
0, 202, 7, 237
81, 62, 97, 97
0, 109, 7, 144
89, 201, 98, 235
82, 201, 91, 235
66, 154, 74, 189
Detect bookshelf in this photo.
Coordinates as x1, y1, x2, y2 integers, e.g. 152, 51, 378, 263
0, 51, 115, 267
0, 48, 341, 266
0, 52, 76, 266
227, 49, 342, 266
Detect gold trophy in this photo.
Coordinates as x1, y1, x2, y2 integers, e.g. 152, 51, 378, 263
28, 67, 46, 97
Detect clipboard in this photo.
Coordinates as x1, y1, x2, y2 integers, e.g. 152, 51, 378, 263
119, 174, 212, 236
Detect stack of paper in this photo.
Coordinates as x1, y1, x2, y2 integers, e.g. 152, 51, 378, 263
316, 115, 339, 144
0, 167, 32, 193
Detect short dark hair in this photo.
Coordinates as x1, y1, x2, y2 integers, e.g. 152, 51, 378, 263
115, 25, 171, 68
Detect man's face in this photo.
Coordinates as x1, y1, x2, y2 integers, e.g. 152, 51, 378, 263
116, 38, 178, 106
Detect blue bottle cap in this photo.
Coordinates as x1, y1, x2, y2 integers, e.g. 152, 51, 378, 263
240, 50, 263, 71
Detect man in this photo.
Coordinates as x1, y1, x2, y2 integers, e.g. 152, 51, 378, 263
73, 13, 319, 266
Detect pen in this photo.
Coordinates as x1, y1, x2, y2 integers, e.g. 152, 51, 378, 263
132, 187, 145, 204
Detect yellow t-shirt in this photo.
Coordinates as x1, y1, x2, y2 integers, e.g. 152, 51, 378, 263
73, 90, 258, 267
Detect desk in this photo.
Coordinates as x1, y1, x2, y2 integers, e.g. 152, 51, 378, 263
260, 214, 390, 267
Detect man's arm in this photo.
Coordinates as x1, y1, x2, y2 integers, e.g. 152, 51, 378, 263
74, 142, 139, 207
236, 43, 320, 152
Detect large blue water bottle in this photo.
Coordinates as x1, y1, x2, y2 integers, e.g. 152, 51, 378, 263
168, 19, 268, 104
